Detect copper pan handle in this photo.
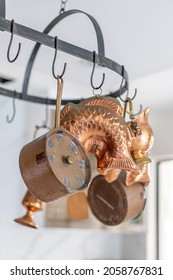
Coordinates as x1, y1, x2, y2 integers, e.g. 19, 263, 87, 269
55, 76, 63, 128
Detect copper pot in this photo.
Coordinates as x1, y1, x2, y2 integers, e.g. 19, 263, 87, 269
88, 171, 146, 226
19, 77, 91, 202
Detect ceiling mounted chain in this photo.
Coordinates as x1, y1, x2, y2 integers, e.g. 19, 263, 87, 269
59, 0, 68, 14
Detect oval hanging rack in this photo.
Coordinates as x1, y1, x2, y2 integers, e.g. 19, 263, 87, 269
0, 6, 129, 105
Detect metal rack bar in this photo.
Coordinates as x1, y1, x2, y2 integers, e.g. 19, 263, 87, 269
0, 15, 128, 105
0, 86, 127, 105
0, 0, 5, 18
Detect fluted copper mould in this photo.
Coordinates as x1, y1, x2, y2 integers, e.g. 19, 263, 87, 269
14, 191, 45, 228
88, 171, 146, 226
60, 96, 140, 183
126, 159, 150, 186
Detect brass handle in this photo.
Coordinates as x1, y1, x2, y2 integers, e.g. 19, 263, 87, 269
55, 76, 63, 128
123, 97, 134, 120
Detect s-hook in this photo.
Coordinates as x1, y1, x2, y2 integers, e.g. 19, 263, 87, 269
6, 90, 16, 123
7, 19, 21, 63
90, 51, 105, 90
52, 36, 67, 79
118, 68, 142, 116
126, 89, 143, 117
33, 99, 51, 139
118, 66, 129, 102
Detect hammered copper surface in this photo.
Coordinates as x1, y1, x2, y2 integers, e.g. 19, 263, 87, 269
88, 171, 146, 226
19, 129, 91, 202
19, 77, 91, 202
60, 96, 139, 182
14, 191, 45, 228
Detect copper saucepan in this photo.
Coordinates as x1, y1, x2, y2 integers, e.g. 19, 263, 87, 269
19, 77, 91, 202
88, 171, 146, 226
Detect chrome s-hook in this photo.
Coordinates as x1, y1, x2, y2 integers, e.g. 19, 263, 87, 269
90, 51, 105, 90
52, 36, 67, 79
7, 19, 21, 63
6, 91, 16, 123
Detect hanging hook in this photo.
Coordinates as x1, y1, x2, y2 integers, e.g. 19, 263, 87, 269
118, 66, 129, 102
6, 91, 16, 123
90, 51, 105, 90
7, 19, 21, 63
33, 99, 51, 139
118, 68, 139, 103
123, 89, 142, 117
52, 36, 67, 79
131, 103, 143, 117
126, 89, 142, 116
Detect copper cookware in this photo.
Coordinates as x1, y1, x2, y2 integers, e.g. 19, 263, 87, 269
124, 97, 154, 165
14, 191, 45, 228
19, 77, 91, 202
67, 192, 89, 221
88, 171, 146, 226
60, 96, 139, 183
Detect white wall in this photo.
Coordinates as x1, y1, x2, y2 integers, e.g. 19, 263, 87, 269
150, 110, 173, 156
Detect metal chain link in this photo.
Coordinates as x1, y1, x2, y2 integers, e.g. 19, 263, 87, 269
59, 0, 68, 14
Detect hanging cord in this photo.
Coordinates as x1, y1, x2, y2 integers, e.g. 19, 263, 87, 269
7, 19, 21, 63
6, 90, 16, 123
59, 0, 68, 15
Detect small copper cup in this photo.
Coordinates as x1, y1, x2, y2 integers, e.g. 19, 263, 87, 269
14, 191, 45, 228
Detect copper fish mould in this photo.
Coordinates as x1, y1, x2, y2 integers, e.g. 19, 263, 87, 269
60, 95, 154, 186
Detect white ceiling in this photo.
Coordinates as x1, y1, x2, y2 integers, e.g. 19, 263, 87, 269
1, 0, 173, 112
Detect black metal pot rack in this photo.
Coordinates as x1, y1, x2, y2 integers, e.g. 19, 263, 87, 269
0, 0, 129, 106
